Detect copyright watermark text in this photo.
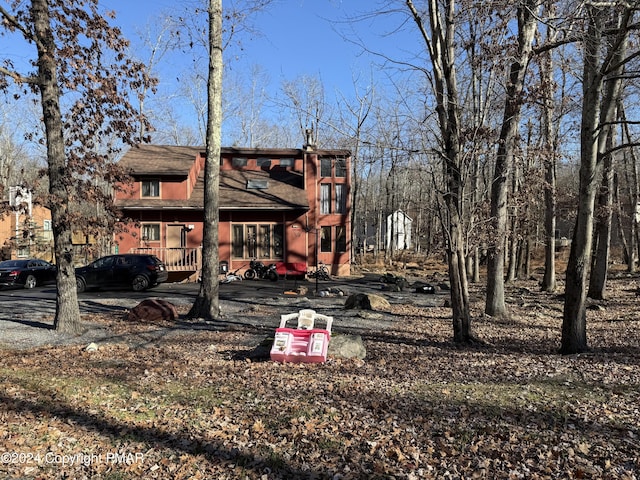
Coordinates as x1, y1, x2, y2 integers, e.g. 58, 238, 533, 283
1, 451, 145, 466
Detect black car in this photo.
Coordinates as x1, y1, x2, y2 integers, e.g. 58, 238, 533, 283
75, 254, 169, 292
0, 259, 57, 289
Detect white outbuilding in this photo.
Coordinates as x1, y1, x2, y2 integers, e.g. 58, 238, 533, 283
386, 210, 412, 251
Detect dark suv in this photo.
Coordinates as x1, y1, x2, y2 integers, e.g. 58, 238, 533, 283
75, 254, 168, 292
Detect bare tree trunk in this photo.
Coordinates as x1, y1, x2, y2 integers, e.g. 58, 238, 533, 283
406, 0, 473, 343
506, 156, 521, 283
188, 0, 222, 320
539, 0, 559, 292
613, 171, 631, 266
620, 104, 638, 272
347, 93, 371, 264
486, 0, 538, 318
541, 139, 558, 291
32, 0, 82, 334
523, 236, 531, 277
562, 5, 627, 354
448, 217, 472, 343
473, 246, 480, 283
588, 130, 615, 300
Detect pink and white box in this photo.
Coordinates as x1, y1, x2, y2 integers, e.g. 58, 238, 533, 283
270, 309, 333, 363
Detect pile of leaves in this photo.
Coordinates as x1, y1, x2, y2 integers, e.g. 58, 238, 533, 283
0, 277, 638, 479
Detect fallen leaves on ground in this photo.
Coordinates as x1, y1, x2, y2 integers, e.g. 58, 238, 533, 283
0, 277, 638, 479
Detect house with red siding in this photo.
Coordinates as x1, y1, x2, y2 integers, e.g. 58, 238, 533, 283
114, 141, 351, 280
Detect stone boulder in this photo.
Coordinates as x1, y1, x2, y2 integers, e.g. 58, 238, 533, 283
344, 293, 391, 311
328, 334, 366, 360
127, 299, 178, 322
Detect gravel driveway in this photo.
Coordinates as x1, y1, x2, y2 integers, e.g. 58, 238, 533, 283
0, 274, 446, 350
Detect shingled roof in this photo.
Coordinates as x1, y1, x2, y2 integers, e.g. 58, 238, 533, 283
119, 145, 203, 176
219, 169, 307, 210
116, 145, 309, 211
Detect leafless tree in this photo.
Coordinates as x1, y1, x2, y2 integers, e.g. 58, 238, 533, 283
188, 0, 223, 320
485, 0, 539, 319
562, 2, 634, 354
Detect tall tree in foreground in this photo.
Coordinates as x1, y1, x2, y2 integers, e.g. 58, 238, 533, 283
406, 0, 473, 343
0, 0, 149, 333
485, 0, 539, 318
188, 0, 223, 320
562, 3, 631, 354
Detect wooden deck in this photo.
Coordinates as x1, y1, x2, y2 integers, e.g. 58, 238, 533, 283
130, 247, 201, 282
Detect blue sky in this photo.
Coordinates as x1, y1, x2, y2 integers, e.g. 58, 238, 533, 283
101, 0, 410, 105
241, 0, 368, 92
1, 0, 416, 146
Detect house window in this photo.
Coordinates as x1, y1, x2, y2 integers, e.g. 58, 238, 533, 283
320, 158, 332, 177
273, 224, 284, 257
258, 225, 272, 257
142, 223, 160, 241
257, 158, 271, 167
247, 179, 269, 189
232, 157, 247, 167
335, 184, 347, 214
232, 225, 244, 258
320, 226, 332, 252
232, 223, 284, 259
336, 226, 347, 252
141, 180, 160, 197
335, 158, 347, 177
246, 225, 257, 258
43, 220, 53, 241
280, 158, 293, 167
320, 184, 331, 214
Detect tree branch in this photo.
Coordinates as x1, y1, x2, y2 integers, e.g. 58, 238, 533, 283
0, 65, 38, 85
0, 4, 37, 44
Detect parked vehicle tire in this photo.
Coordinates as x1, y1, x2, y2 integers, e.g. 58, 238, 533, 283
76, 277, 86, 293
132, 274, 150, 291
244, 269, 256, 280
24, 274, 37, 289
267, 270, 278, 282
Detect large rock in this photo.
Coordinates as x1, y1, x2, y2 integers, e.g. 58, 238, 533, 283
328, 334, 366, 359
127, 299, 178, 322
344, 293, 391, 311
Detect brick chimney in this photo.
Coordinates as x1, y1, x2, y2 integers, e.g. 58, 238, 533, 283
303, 128, 316, 151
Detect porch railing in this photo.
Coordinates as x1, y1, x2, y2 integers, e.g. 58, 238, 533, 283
130, 247, 202, 272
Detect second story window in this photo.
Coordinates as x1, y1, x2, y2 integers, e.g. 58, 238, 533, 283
320, 158, 332, 177
335, 158, 347, 177
141, 180, 160, 197
257, 158, 271, 168
320, 184, 331, 214
335, 184, 347, 214
232, 157, 248, 167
